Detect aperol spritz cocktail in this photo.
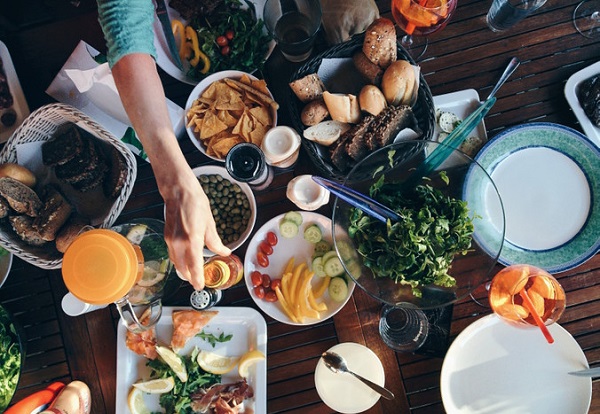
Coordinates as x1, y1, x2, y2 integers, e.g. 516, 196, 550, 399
489, 264, 566, 328
391, 0, 458, 58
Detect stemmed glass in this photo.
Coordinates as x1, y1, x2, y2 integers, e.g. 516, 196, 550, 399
391, 0, 458, 60
573, 0, 600, 38
332, 140, 506, 353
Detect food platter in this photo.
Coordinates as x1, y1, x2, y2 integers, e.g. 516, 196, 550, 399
433, 88, 487, 147
153, 0, 275, 85
243, 211, 355, 326
441, 314, 591, 414
564, 60, 600, 148
0, 41, 30, 143
473, 122, 599, 273
115, 306, 267, 413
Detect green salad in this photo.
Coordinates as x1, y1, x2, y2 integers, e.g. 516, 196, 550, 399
348, 172, 475, 297
0, 306, 21, 411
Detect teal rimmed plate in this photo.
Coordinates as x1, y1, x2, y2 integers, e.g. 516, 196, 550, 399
474, 122, 599, 273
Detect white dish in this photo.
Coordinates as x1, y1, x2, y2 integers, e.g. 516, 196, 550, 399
441, 314, 591, 414
433, 89, 487, 144
564, 61, 600, 148
473, 122, 600, 273
152, 0, 275, 85
314, 342, 384, 414
0, 41, 30, 143
116, 306, 267, 413
244, 211, 355, 325
0, 250, 13, 289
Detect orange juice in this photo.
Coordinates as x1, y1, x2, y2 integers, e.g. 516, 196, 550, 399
392, 0, 457, 36
489, 264, 566, 327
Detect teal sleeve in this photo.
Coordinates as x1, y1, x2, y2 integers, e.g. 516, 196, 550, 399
97, 0, 157, 68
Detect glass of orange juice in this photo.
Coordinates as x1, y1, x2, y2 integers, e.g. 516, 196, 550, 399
391, 0, 458, 59
489, 264, 566, 328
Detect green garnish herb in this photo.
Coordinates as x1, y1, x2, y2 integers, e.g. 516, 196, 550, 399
0, 307, 21, 411
348, 173, 475, 297
196, 331, 233, 348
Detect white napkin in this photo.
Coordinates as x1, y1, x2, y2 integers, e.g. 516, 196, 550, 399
46, 40, 185, 163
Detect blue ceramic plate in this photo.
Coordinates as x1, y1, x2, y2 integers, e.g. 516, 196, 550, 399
473, 122, 599, 273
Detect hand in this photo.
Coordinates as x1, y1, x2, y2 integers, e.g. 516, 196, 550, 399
162, 172, 231, 291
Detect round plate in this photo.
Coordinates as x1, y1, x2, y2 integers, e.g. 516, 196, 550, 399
474, 122, 600, 273
243, 211, 355, 325
441, 314, 591, 414
314, 342, 384, 413
152, 0, 275, 85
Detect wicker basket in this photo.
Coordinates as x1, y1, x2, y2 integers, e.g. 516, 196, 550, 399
288, 34, 436, 181
0, 103, 137, 269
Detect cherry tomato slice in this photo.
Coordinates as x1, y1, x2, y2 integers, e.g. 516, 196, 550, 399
216, 35, 228, 47
254, 285, 265, 299
271, 279, 282, 291
250, 270, 263, 287
259, 241, 274, 256
257, 251, 269, 268
261, 273, 271, 289
264, 290, 278, 302
266, 231, 278, 246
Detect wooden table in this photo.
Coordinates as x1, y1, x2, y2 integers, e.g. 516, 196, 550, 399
1, 0, 599, 412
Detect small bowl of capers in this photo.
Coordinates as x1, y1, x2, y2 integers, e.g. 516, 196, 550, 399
189, 165, 256, 256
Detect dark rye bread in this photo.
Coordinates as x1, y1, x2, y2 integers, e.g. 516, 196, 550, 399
103, 146, 127, 199
330, 114, 375, 172
42, 124, 85, 166
0, 177, 42, 217
9, 215, 46, 246
365, 105, 416, 151
33, 185, 73, 242
54, 133, 99, 182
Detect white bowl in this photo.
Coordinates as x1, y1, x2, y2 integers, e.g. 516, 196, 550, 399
185, 70, 278, 162
286, 175, 330, 211
261, 126, 301, 168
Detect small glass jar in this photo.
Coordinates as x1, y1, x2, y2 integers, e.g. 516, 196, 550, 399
225, 143, 273, 191
204, 254, 244, 290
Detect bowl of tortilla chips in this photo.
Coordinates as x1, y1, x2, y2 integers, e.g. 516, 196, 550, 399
185, 70, 279, 162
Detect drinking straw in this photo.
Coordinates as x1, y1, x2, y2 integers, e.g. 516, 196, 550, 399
519, 289, 554, 344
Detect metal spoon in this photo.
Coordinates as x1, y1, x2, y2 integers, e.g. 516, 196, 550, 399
321, 351, 395, 400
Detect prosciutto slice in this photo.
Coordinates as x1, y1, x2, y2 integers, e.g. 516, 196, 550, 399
190, 380, 254, 413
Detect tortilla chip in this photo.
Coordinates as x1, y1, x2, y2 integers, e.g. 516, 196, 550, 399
249, 106, 272, 126
200, 112, 228, 139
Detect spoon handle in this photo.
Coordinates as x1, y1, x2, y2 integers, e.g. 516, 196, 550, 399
348, 371, 395, 400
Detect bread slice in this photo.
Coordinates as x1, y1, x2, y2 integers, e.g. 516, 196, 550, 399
289, 74, 326, 103
42, 124, 85, 166
0, 176, 43, 217
330, 115, 375, 172
54, 134, 99, 182
33, 185, 73, 242
303, 120, 351, 147
362, 18, 397, 69
9, 215, 47, 246
103, 146, 128, 199
370, 105, 417, 150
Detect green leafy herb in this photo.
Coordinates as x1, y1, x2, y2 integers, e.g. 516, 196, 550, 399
147, 347, 221, 414
0, 306, 21, 411
0, 247, 8, 257
348, 173, 475, 297
189, 0, 271, 80
196, 331, 233, 348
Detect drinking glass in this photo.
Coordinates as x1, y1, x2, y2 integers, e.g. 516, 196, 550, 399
489, 264, 566, 328
391, 0, 458, 59
573, 0, 600, 38
486, 0, 547, 32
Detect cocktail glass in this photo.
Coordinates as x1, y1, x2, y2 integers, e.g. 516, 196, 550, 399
332, 140, 506, 352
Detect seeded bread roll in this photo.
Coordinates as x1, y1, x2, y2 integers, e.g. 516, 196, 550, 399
289, 74, 326, 103
9, 215, 46, 246
301, 98, 330, 126
362, 18, 397, 69
0, 177, 43, 217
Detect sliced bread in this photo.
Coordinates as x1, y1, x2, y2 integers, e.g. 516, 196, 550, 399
42, 124, 85, 166
303, 120, 351, 147
9, 215, 47, 246
33, 185, 73, 242
0, 176, 43, 217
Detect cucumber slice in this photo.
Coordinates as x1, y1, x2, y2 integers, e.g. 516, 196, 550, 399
126, 224, 148, 245
324, 255, 345, 277
313, 240, 331, 256
321, 250, 338, 264
303, 224, 323, 244
329, 277, 349, 302
311, 256, 327, 278
279, 220, 299, 238
283, 211, 303, 226
335, 240, 355, 262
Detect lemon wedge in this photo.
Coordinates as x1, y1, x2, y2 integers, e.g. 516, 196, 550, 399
155, 346, 188, 382
137, 260, 167, 287
132, 377, 175, 394
127, 387, 150, 414
238, 349, 265, 378
197, 350, 240, 375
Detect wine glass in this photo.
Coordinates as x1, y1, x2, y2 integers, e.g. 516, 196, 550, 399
332, 140, 506, 353
391, 0, 458, 60
573, 0, 600, 38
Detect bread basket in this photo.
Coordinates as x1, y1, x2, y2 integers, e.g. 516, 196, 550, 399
288, 33, 436, 181
0, 103, 137, 269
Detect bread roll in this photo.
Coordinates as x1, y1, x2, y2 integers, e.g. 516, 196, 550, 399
322, 92, 362, 124
289, 74, 326, 103
359, 85, 387, 116
381, 60, 417, 106
0, 163, 37, 188
301, 98, 329, 126
362, 18, 397, 69
353, 51, 384, 85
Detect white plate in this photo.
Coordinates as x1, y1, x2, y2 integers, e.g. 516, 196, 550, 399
441, 314, 591, 414
153, 0, 275, 85
116, 306, 267, 413
0, 41, 30, 143
564, 61, 600, 148
0, 250, 13, 289
244, 211, 355, 325
433, 89, 487, 144
473, 122, 600, 273
314, 342, 384, 414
